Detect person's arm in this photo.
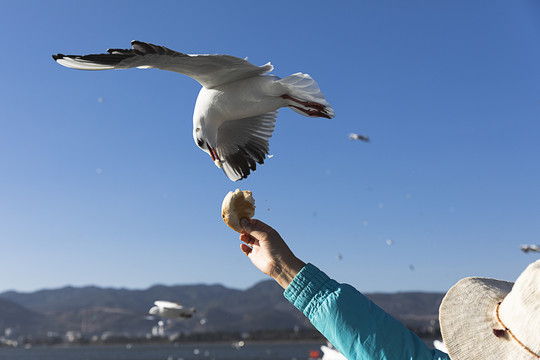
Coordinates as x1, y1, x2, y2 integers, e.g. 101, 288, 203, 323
239, 218, 450, 360
239, 218, 305, 289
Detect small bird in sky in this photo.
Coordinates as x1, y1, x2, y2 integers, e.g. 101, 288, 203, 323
52, 41, 334, 181
520, 244, 540, 253
148, 300, 196, 319
349, 133, 370, 142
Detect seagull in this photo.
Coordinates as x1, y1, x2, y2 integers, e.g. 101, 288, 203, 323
349, 133, 370, 142
320, 344, 347, 360
520, 244, 540, 253
148, 300, 196, 319
52, 41, 334, 181
433, 340, 448, 353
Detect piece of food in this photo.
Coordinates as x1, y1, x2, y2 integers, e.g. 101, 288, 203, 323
221, 189, 255, 232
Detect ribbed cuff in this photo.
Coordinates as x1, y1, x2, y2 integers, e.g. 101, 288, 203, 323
284, 263, 333, 317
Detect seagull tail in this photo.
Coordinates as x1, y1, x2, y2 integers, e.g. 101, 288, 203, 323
278, 73, 335, 119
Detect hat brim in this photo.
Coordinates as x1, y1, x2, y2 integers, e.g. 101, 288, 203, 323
439, 276, 536, 360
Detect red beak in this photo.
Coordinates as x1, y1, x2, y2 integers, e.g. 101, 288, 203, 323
207, 142, 219, 162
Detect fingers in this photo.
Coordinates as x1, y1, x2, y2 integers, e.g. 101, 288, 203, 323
239, 232, 257, 246
240, 243, 252, 256
239, 232, 251, 243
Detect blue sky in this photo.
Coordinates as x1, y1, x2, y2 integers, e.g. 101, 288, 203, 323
0, 0, 539, 294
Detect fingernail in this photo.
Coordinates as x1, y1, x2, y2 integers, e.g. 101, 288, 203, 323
240, 218, 249, 227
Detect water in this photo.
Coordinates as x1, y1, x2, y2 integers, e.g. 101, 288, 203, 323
0, 342, 323, 360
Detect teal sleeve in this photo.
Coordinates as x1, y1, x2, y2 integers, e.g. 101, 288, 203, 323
284, 263, 450, 360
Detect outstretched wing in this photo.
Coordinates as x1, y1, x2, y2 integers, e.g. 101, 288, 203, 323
154, 300, 182, 310
216, 112, 278, 181
52, 40, 273, 88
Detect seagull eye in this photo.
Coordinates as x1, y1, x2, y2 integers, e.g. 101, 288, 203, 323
196, 138, 204, 147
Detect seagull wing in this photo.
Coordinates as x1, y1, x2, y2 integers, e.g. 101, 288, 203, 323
216, 111, 277, 181
154, 300, 183, 310
52, 40, 273, 88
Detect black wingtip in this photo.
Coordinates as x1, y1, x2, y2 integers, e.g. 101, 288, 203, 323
52, 54, 64, 61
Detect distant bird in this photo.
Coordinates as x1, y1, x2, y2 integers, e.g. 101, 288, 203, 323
349, 133, 370, 142
52, 41, 334, 181
520, 244, 540, 253
148, 300, 196, 319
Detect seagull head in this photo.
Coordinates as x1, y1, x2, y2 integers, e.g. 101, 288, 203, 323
193, 125, 222, 168
148, 305, 159, 315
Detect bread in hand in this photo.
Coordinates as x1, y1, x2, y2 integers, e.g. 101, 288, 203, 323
221, 189, 255, 232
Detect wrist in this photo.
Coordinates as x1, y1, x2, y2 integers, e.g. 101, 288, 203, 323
272, 256, 305, 289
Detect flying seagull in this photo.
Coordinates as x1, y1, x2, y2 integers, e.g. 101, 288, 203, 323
520, 244, 540, 253
148, 300, 196, 319
349, 133, 370, 142
52, 41, 334, 181
320, 344, 347, 360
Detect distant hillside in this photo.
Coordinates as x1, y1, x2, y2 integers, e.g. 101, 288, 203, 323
0, 281, 444, 339
0, 298, 48, 335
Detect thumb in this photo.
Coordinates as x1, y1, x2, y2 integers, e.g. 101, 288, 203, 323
240, 218, 251, 231
240, 218, 256, 233
240, 218, 269, 234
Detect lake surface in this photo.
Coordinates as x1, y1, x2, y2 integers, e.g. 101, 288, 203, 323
0, 342, 324, 360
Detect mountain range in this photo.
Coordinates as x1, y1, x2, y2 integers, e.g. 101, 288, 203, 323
0, 281, 444, 340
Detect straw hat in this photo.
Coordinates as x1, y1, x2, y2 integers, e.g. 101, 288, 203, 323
439, 259, 540, 360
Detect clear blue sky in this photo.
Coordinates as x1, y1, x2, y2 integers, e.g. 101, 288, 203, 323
1, 0, 539, 294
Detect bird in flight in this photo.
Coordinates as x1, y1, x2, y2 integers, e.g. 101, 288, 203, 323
349, 133, 370, 142
148, 300, 196, 319
520, 244, 540, 253
52, 41, 334, 181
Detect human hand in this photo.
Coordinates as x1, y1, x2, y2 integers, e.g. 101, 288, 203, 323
239, 218, 305, 289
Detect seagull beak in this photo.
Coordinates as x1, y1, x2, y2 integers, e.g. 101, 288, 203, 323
207, 142, 223, 168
